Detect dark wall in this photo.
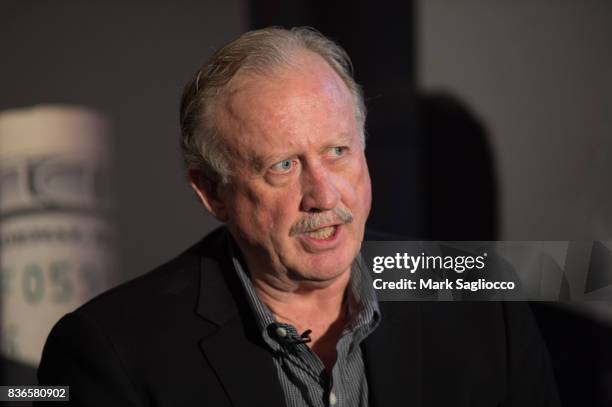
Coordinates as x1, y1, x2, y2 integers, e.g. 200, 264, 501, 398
1, 1, 245, 278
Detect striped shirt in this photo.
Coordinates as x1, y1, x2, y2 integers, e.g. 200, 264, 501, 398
228, 238, 381, 407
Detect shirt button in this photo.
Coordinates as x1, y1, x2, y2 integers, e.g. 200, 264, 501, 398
329, 392, 338, 406
275, 326, 287, 338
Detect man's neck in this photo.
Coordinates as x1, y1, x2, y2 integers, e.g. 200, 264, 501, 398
251, 267, 352, 373
251, 268, 350, 331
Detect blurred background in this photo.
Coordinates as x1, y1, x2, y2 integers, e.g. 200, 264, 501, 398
1, 0, 611, 405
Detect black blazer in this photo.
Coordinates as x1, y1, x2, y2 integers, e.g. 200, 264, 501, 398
37, 227, 559, 406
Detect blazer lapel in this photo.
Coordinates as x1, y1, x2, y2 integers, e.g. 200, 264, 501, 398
199, 319, 285, 407
195, 233, 286, 407
363, 302, 423, 407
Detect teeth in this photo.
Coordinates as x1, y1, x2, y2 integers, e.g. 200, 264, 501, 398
305, 226, 335, 240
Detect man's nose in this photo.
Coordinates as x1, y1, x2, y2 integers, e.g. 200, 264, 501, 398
300, 165, 340, 212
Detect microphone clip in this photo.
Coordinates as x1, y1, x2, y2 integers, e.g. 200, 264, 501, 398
296, 329, 312, 344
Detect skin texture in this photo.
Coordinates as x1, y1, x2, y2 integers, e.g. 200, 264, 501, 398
190, 50, 372, 369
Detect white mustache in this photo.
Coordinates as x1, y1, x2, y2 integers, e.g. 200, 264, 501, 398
289, 207, 353, 236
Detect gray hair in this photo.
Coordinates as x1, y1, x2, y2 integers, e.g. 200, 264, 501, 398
179, 26, 367, 184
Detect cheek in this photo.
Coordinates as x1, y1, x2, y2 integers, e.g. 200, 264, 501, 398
228, 186, 269, 239
230, 183, 300, 238
359, 161, 372, 214
266, 199, 297, 233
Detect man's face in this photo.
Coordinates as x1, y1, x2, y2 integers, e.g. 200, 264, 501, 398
215, 51, 371, 286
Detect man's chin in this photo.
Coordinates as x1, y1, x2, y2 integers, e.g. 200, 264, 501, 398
286, 268, 351, 290
286, 254, 354, 285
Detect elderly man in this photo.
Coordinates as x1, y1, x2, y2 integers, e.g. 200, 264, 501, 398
38, 28, 559, 406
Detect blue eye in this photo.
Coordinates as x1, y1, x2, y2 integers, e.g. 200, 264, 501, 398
331, 146, 346, 156
271, 159, 294, 173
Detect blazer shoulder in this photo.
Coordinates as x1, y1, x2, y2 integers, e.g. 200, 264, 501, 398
72, 226, 229, 330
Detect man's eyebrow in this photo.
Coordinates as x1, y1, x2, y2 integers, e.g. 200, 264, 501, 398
319, 133, 354, 151
331, 133, 353, 146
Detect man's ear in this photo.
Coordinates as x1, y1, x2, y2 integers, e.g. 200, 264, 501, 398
188, 169, 229, 222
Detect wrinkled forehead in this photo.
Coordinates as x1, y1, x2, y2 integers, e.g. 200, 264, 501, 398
214, 51, 359, 163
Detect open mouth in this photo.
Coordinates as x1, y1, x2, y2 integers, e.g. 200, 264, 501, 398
303, 225, 337, 240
